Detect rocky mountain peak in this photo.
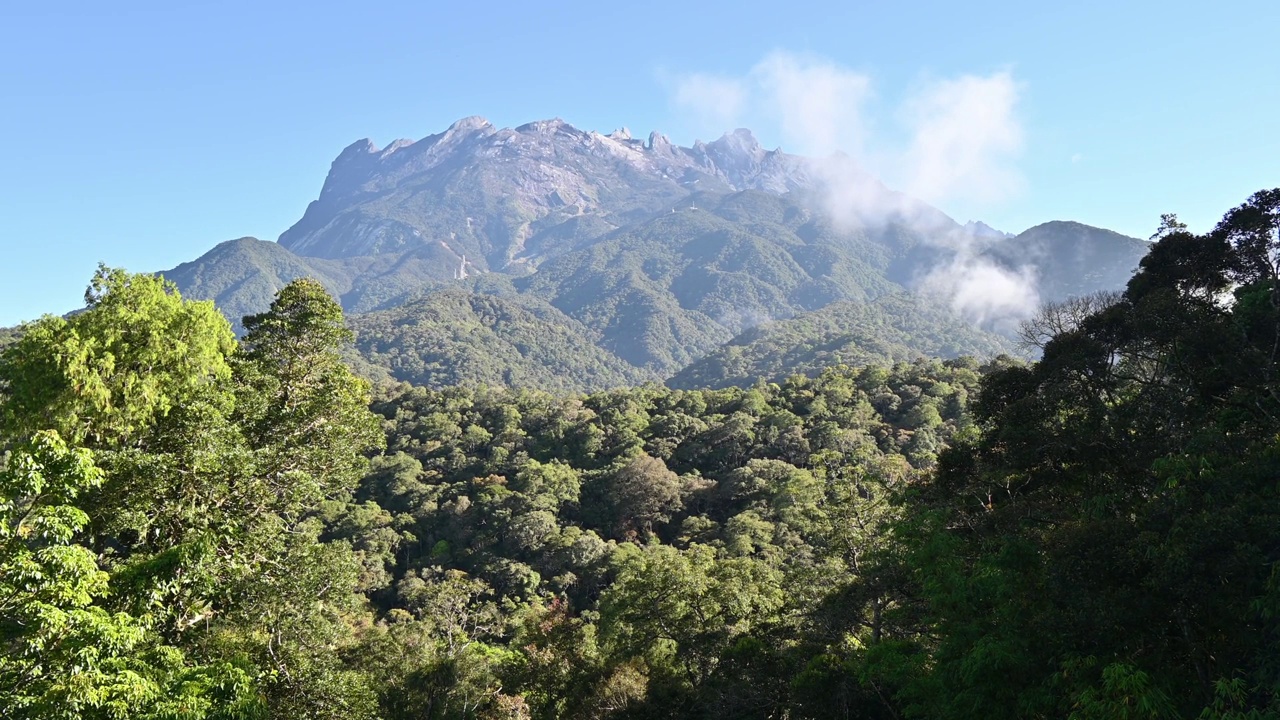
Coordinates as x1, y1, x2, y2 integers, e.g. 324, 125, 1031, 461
963, 220, 1014, 239
447, 115, 492, 133
380, 138, 416, 157
694, 128, 811, 193
281, 117, 827, 261
338, 138, 380, 156
319, 139, 386, 200
515, 118, 574, 134
710, 128, 765, 159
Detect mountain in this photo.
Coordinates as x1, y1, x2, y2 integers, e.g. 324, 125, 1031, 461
0, 325, 21, 354
963, 220, 1014, 239
276, 118, 817, 272
161, 237, 358, 331
161, 116, 1150, 391
986, 221, 1151, 300
511, 190, 912, 373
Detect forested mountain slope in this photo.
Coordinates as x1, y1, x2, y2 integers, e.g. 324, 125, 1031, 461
986, 220, 1152, 300
668, 294, 1016, 389
347, 290, 657, 392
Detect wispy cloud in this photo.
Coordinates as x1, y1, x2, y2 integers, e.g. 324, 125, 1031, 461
669, 72, 748, 140
901, 71, 1023, 205
666, 51, 1023, 209
919, 252, 1039, 332
750, 52, 873, 157
666, 52, 1035, 330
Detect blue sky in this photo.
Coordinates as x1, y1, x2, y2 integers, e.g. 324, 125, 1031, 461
1, 0, 1276, 325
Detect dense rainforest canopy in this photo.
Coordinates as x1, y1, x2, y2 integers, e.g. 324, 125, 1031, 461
1, 189, 1278, 718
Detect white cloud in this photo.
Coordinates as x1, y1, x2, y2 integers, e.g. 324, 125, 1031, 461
665, 53, 1035, 330
919, 252, 1039, 331
669, 72, 748, 140
750, 51, 872, 157
666, 53, 1023, 209
901, 71, 1024, 204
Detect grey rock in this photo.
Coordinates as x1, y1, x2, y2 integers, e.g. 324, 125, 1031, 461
278, 117, 824, 265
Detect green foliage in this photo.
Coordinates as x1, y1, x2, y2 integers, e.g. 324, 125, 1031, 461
0, 431, 262, 720
348, 290, 655, 392
985, 220, 1150, 302
669, 294, 1016, 389
0, 431, 140, 717
1067, 661, 1178, 720
0, 265, 235, 446
865, 189, 1280, 719
8, 188, 1272, 720
508, 191, 1002, 377
599, 542, 784, 692
0, 271, 384, 719
160, 236, 363, 332
235, 277, 384, 505
356, 357, 983, 716
169, 188, 1139, 394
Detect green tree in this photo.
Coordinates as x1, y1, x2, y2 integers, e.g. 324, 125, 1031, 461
870, 190, 1280, 719
0, 431, 261, 720
598, 453, 682, 538
234, 277, 384, 509
599, 542, 783, 699
0, 265, 235, 448
1, 273, 387, 719
211, 279, 386, 719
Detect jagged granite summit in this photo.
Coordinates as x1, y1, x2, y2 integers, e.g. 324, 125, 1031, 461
962, 220, 1014, 239
278, 117, 818, 271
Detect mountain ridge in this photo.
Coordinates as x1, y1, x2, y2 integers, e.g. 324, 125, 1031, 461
159, 116, 1151, 391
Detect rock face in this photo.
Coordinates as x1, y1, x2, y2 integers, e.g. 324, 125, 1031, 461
277, 118, 820, 271
963, 220, 1014, 239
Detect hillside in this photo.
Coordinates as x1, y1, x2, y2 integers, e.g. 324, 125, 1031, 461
513, 191, 905, 372
347, 290, 656, 392
990, 220, 1152, 299
668, 294, 1017, 389
161, 237, 358, 330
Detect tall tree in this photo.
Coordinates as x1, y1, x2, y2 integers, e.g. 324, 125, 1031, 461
867, 190, 1280, 719
234, 277, 383, 511
0, 431, 261, 720
1, 272, 386, 719
210, 279, 386, 719
0, 265, 235, 448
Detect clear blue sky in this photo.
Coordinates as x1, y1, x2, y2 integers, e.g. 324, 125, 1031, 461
2, 0, 1276, 325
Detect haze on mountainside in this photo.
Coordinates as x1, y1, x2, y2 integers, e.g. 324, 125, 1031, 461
161, 115, 1148, 392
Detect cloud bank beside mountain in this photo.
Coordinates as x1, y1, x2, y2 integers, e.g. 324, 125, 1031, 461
667, 51, 1035, 328
666, 51, 1022, 206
